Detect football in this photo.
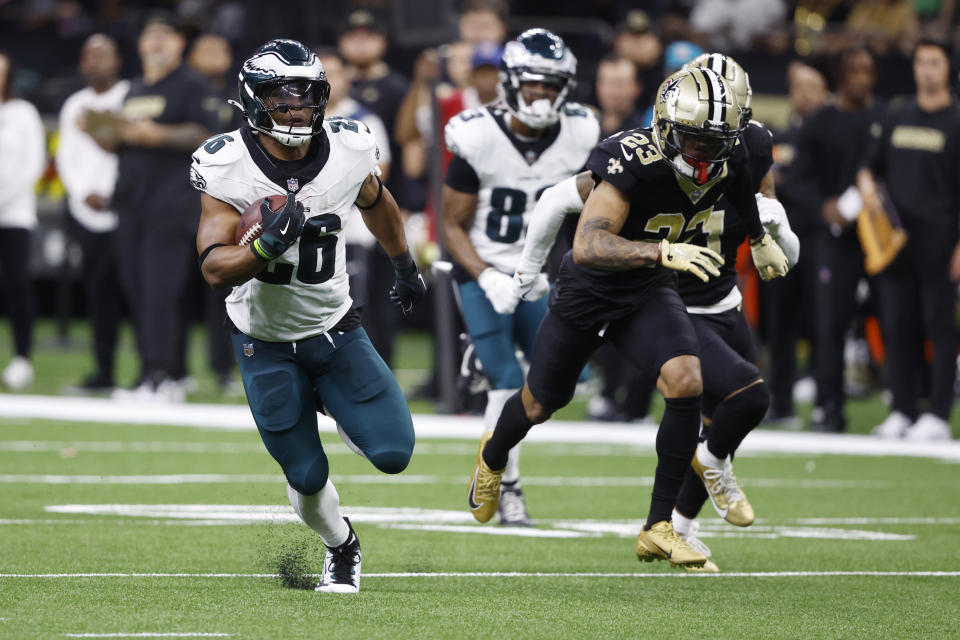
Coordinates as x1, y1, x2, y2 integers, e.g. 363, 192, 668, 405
235, 195, 287, 246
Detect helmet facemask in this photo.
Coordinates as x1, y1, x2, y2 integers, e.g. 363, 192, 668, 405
500, 68, 573, 129
658, 120, 738, 185
252, 78, 329, 147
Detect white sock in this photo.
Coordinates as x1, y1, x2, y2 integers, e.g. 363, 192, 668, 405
697, 441, 724, 468
287, 480, 349, 548
503, 446, 522, 485
672, 508, 693, 536
486, 389, 520, 483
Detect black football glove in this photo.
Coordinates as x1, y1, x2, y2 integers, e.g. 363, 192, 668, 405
251, 192, 306, 261
389, 251, 427, 315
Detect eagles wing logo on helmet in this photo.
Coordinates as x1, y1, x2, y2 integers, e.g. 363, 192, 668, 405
235, 39, 330, 148
652, 67, 741, 187
498, 28, 577, 129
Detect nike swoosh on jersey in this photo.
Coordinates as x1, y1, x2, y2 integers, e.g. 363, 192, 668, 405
467, 469, 482, 510
619, 143, 634, 161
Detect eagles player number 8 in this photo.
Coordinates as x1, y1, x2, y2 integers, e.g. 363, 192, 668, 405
255, 214, 341, 285
485, 186, 550, 244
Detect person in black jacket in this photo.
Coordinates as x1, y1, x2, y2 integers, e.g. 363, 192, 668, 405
792, 47, 882, 432
860, 39, 960, 442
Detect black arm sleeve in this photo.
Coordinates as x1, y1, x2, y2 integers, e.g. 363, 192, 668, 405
444, 154, 480, 194
726, 165, 765, 240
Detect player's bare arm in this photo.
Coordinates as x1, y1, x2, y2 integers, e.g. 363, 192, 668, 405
758, 169, 777, 199
574, 170, 594, 202
196, 192, 267, 289
573, 180, 659, 270
357, 173, 408, 257
441, 185, 487, 279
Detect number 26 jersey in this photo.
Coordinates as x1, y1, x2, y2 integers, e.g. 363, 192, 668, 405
190, 119, 379, 342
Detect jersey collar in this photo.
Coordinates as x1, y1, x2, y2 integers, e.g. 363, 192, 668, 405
240, 126, 331, 192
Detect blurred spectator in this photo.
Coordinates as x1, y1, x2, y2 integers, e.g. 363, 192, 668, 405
56, 34, 128, 392
188, 33, 239, 130
94, 14, 217, 400
640, 41, 704, 127
860, 39, 959, 441
846, 0, 920, 55
689, 0, 787, 52
0, 51, 45, 391
792, 47, 882, 432
612, 10, 663, 112
187, 32, 239, 392
762, 62, 829, 428
458, 0, 508, 45
316, 48, 396, 360
595, 53, 645, 137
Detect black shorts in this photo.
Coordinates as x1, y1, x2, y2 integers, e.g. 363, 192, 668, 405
689, 307, 761, 413
528, 286, 699, 412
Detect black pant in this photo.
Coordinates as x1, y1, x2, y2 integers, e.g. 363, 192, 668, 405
875, 249, 957, 420
813, 230, 869, 430
70, 218, 121, 380
0, 227, 34, 358
115, 210, 198, 380
761, 231, 818, 415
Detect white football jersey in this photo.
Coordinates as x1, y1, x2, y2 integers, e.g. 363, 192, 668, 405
190, 118, 379, 341
444, 103, 599, 275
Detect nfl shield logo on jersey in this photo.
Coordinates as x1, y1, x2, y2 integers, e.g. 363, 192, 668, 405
287, 177, 300, 193
243, 343, 255, 358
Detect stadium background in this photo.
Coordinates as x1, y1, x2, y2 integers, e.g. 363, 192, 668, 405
0, 0, 956, 435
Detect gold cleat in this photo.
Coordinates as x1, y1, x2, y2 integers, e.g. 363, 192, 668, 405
691, 451, 755, 527
467, 430, 504, 523
636, 520, 707, 568
680, 521, 719, 572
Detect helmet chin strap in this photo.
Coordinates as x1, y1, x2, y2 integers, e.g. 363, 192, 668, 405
265, 115, 313, 147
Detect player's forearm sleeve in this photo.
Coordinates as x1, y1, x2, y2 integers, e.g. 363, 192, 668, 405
518, 175, 585, 272
759, 196, 800, 268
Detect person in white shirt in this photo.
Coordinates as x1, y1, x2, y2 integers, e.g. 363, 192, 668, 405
57, 34, 129, 392
0, 51, 46, 390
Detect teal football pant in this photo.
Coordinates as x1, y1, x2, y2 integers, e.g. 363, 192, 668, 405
232, 325, 415, 495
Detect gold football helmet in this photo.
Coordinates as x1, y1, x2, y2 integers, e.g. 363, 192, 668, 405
652, 67, 742, 186
685, 53, 753, 126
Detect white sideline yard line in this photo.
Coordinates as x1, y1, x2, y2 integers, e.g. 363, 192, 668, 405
2, 393, 960, 460
65, 636, 228, 639
0, 474, 896, 489
3, 571, 958, 579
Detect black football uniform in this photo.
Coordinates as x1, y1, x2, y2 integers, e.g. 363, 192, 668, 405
675, 121, 775, 413
526, 128, 764, 412
864, 99, 960, 421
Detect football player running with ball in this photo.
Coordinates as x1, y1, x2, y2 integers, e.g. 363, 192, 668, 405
468, 66, 790, 569
445, 29, 599, 526
193, 40, 426, 593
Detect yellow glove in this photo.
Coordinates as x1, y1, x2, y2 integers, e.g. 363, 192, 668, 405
750, 232, 789, 281
658, 239, 724, 283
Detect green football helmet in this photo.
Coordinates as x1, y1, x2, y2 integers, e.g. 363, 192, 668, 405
685, 52, 753, 127
234, 39, 330, 147
652, 67, 742, 186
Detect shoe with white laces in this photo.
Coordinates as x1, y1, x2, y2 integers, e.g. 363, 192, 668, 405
904, 413, 952, 442
2, 356, 34, 391
691, 444, 754, 527
871, 411, 911, 439
316, 517, 361, 594
679, 521, 719, 572
498, 483, 533, 527
636, 520, 707, 568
